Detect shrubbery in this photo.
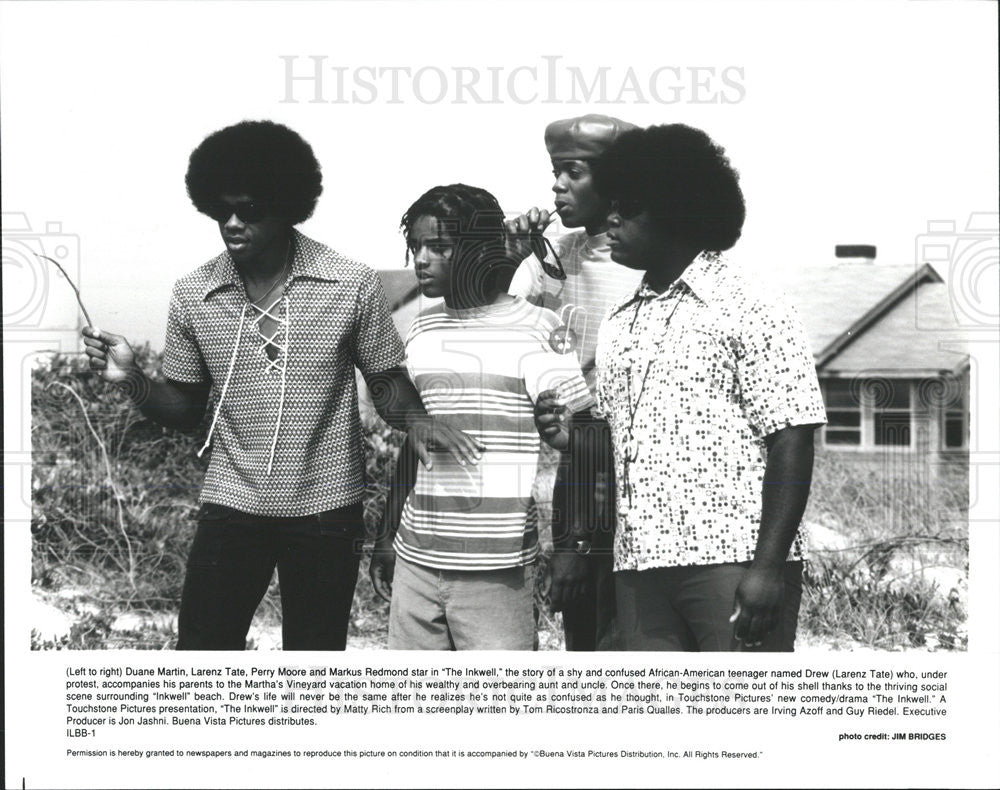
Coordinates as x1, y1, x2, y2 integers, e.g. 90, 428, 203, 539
31, 352, 968, 651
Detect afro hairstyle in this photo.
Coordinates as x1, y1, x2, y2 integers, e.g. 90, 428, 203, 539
593, 124, 746, 252
185, 120, 323, 225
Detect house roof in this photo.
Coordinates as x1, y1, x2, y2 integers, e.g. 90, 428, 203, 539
782, 263, 968, 376
377, 262, 971, 378
374, 269, 441, 339
821, 281, 969, 376
375, 269, 420, 312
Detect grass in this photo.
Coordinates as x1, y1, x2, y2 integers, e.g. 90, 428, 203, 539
799, 450, 968, 650
31, 352, 968, 651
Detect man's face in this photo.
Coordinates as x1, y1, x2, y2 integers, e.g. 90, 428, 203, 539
551, 159, 609, 232
605, 201, 667, 270
408, 215, 455, 301
208, 195, 288, 267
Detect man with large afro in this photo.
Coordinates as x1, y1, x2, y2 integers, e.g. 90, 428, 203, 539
82, 120, 482, 650
589, 123, 826, 652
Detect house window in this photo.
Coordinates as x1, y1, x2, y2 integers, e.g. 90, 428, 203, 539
823, 379, 861, 445
873, 381, 912, 447
941, 375, 969, 450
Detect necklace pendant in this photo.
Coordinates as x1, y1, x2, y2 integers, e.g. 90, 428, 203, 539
626, 435, 640, 461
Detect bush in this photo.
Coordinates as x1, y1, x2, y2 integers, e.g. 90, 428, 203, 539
799, 450, 968, 650
32, 354, 967, 651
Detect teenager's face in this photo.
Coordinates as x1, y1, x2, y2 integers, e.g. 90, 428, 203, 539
211, 194, 288, 268
606, 202, 667, 270
408, 215, 454, 300
551, 159, 608, 232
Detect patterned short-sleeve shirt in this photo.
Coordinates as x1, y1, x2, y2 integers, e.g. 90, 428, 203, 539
163, 229, 404, 516
595, 253, 826, 572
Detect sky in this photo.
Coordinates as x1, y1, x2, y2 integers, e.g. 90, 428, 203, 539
1, 0, 997, 348
3, 5, 999, 787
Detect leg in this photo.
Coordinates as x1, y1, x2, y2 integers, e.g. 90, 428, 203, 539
552, 459, 598, 651
614, 567, 696, 651
674, 561, 804, 653
276, 504, 364, 651
388, 557, 454, 650
591, 549, 620, 650
176, 505, 277, 650
446, 565, 537, 651
591, 469, 620, 650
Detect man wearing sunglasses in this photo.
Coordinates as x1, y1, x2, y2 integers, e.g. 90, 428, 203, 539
506, 114, 643, 651
81, 120, 482, 651
591, 124, 826, 652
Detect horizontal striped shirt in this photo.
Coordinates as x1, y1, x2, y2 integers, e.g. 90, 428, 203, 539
394, 297, 593, 570
509, 229, 645, 393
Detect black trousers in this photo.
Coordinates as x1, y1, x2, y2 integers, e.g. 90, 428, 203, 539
552, 460, 618, 651
176, 502, 363, 651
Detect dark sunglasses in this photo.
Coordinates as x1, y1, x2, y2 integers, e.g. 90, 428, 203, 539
205, 199, 269, 224
610, 197, 645, 220
531, 235, 566, 281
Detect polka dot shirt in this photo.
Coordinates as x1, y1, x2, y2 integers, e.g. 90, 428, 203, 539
595, 253, 826, 572
162, 230, 405, 516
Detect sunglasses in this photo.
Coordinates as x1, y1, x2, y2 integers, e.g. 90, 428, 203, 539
205, 199, 269, 224
610, 197, 645, 220
531, 235, 566, 281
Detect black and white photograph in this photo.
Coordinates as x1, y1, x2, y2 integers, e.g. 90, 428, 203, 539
3, 1, 998, 788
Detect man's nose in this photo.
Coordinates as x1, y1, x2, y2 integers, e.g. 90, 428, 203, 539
413, 246, 429, 269
224, 212, 245, 230
551, 173, 568, 193
607, 209, 622, 228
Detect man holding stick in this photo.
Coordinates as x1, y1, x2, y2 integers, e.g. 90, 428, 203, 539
82, 120, 481, 650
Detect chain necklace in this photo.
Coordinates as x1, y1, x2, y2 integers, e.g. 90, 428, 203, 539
245, 237, 293, 306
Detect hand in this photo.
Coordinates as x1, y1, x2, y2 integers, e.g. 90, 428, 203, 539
534, 389, 568, 451
549, 551, 588, 612
81, 326, 138, 384
369, 544, 396, 603
504, 207, 553, 262
730, 564, 785, 647
406, 415, 485, 469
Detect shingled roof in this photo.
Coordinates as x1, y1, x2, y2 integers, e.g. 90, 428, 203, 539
782, 263, 968, 376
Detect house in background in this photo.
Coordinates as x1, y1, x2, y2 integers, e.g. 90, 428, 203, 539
783, 246, 969, 458
373, 249, 972, 460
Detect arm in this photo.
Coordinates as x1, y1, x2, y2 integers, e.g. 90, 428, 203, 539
364, 366, 484, 468
504, 207, 553, 264
369, 435, 419, 603
82, 326, 209, 430
731, 424, 817, 644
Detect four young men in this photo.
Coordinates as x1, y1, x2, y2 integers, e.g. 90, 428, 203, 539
83, 116, 824, 652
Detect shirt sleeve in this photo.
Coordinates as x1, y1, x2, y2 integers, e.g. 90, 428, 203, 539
508, 255, 546, 306
737, 293, 827, 436
352, 269, 406, 378
519, 313, 596, 413
161, 281, 209, 383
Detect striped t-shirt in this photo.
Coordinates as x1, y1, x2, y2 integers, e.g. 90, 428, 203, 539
508, 229, 645, 394
393, 297, 593, 571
